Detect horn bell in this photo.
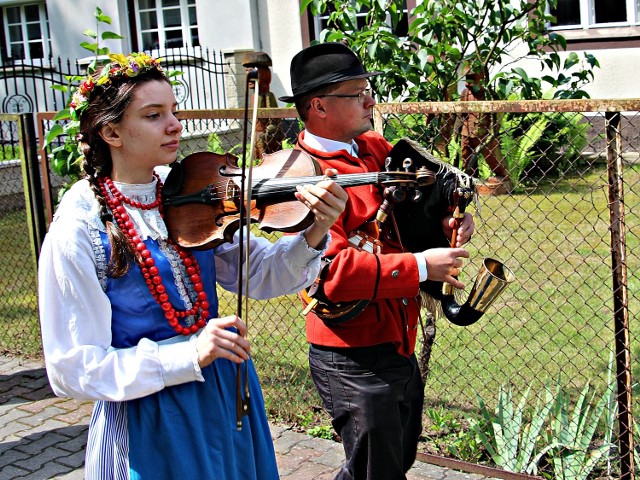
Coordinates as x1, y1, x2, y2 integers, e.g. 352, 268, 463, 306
441, 257, 515, 326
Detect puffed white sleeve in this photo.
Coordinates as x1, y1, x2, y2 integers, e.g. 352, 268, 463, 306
38, 218, 203, 402
214, 230, 329, 299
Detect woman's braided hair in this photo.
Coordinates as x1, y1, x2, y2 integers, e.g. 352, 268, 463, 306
73, 53, 171, 277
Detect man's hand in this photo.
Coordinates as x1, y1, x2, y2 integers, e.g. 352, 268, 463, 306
443, 213, 475, 247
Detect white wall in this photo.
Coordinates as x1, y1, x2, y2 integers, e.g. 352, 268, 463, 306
42, 0, 638, 101
46, 0, 128, 60
499, 42, 640, 100
196, 0, 255, 52
35, 1, 347, 104
255, 0, 304, 104
578, 48, 640, 99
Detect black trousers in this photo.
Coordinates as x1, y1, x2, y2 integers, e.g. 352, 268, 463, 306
309, 343, 425, 480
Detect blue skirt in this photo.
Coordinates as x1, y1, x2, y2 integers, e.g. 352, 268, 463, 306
85, 357, 278, 480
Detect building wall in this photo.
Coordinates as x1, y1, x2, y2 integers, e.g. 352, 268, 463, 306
503, 42, 640, 100
195, 0, 305, 107
255, 0, 304, 105
196, 0, 255, 53
46, 0, 129, 60
7, 1, 637, 102
580, 47, 640, 99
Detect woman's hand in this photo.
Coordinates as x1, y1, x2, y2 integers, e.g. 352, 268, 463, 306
296, 168, 348, 249
420, 247, 470, 290
195, 315, 250, 368
442, 213, 475, 247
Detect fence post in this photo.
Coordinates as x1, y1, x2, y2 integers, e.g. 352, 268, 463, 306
605, 110, 635, 479
17, 113, 46, 265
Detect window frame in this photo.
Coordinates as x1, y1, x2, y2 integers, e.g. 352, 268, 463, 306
133, 0, 198, 53
2, 1, 51, 64
548, 0, 640, 45
308, 1, 412, 41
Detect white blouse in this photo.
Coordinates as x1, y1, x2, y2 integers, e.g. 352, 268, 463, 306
38, 174, 327, 402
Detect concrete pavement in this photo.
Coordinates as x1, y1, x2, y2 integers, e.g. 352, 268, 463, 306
0, 354, 494, 479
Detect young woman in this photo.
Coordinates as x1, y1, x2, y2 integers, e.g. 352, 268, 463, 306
38, 52, 347, 480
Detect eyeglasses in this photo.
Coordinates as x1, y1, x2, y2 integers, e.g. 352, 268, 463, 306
316, 88, 372, 103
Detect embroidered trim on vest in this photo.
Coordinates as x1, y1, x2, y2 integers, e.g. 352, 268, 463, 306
89, 226, 109, 292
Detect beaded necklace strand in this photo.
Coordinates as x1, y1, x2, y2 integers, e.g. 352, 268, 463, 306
98, 174, 210, 335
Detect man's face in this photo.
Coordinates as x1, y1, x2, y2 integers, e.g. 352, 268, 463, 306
315, 79, 376, 143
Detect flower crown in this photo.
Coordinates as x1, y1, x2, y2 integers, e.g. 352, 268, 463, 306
69, 52, 165, 120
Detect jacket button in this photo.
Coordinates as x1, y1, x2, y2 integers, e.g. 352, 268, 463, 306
392, 270, 400, 278
402, 298, 408, 305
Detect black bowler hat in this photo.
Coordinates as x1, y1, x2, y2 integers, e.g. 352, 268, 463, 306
279, 43, 382, 103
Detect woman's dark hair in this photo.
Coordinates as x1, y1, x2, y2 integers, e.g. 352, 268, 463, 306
78, 66, 170, 277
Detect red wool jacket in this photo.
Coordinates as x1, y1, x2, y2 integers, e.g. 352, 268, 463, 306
297, 130, 422, 357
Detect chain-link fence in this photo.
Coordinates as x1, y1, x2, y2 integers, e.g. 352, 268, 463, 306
0, 113, 44, 357
373, 100, 639, 478
22, 100, 640, 477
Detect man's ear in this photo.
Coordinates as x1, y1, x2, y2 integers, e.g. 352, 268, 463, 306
309, 98, 328, 118
99, 123, 122, 147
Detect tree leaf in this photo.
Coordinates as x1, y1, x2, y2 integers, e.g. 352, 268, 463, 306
102, 31, 123, 40
43, 124, 63, 148
80, 42, 98, 53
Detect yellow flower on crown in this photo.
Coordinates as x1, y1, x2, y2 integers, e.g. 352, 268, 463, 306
68, 52, 165, 119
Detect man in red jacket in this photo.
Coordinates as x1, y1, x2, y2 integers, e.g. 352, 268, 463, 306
280, 43, 475, 480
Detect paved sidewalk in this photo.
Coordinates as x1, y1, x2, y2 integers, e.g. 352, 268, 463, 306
0, 354, 494, 479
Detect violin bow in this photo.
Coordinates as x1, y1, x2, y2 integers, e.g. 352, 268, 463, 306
235, 66, 260, 430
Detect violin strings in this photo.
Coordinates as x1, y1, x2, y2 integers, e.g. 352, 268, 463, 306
198, 172, 405, 202
251, 173, 387, 195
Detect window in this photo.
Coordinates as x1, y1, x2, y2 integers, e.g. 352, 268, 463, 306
135, 0, 198, 51
550, 0, 639, 29
310, 1, 410, 40
2, 2, 50, 62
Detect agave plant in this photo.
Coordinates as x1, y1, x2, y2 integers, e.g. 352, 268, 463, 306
469, 383, 555, 474
540, 379, 614, 480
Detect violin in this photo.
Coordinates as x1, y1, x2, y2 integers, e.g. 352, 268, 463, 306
162, 148, 433, 250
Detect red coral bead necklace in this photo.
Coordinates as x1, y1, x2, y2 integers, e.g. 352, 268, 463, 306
98, 174, 210, 335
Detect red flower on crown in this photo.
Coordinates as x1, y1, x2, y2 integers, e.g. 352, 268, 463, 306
68, 52, 166, 120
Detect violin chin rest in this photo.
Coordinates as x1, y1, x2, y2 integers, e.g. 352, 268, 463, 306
162, 161, 184, 198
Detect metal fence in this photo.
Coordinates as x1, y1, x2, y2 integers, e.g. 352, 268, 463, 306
0, 112, 45, 356
3, 99, 638, 478
0, 48, 229, 143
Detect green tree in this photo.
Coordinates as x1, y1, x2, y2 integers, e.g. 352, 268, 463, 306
301, 0, 599, 185
301, 0, 598, 103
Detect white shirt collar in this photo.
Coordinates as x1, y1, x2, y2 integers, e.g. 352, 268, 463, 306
304, 131, 359, 157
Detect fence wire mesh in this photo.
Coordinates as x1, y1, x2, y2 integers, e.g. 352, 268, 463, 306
0, 115, 40, 356
21, 101, 640, 477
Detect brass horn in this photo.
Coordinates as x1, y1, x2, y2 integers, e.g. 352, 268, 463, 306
441, 257, 515, 326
